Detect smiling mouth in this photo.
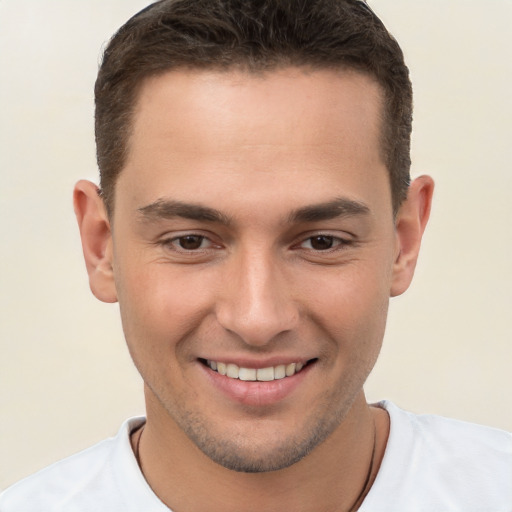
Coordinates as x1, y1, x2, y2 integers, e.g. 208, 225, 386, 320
200, 359, 317, 382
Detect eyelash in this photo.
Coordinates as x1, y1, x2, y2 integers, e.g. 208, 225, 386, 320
160, 234, 216, 253
297, 234, 352, 252
158, 233, 353, 254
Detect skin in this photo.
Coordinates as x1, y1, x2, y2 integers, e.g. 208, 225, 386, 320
74, 68, 433, 512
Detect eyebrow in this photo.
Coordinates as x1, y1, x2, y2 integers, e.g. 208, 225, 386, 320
288, 198, 370, 223
137, 197, 370, 226
138, 199, 232, 225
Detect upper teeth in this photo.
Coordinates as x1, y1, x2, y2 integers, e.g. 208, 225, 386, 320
207, 360, 304, 381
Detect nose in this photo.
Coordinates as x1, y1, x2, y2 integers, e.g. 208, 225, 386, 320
215, 247, 299, 346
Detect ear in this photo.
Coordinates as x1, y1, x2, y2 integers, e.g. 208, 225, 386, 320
73, 180, 118, 303
390, 175, 434, 297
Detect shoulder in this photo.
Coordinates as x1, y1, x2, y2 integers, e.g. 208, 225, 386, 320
362, 401, 512, 511
0, 417, 153, 512
384, 399, 511, 450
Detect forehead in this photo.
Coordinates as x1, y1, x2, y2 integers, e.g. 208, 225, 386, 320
116, 67, 389, 218
132, 66, 384, 153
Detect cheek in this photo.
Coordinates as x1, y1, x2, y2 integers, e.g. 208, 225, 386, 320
114, 262, 219, 360
303, 263, 391, 356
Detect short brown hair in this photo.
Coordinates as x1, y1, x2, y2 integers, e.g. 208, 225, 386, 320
95, 0, 412, 215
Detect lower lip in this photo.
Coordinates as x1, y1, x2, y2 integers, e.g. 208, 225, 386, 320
200, 362, 314, 407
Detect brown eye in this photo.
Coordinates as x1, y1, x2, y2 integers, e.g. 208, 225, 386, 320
177, 235, 205, 250
309, 235, 335, 250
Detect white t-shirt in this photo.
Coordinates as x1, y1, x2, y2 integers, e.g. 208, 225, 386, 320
1, 401, 511, 511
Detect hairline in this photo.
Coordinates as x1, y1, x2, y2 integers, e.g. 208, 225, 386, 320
102, 62, 393, 220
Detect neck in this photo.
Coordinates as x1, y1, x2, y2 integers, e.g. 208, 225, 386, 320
132, 392, 389, 512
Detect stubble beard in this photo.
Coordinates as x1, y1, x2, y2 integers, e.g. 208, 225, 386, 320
153, 381, 362, 473
137, 323, 384, 474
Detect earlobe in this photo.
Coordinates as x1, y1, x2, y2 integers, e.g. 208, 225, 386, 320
73, 180, 118, 303
390, 175, 434, 297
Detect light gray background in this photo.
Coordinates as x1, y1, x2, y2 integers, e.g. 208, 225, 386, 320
1, 0, 511, 490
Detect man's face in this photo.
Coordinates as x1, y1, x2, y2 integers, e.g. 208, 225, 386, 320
110, 68, 399, 472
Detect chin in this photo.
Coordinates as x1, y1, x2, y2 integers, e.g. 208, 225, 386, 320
172, 400, 352, 473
